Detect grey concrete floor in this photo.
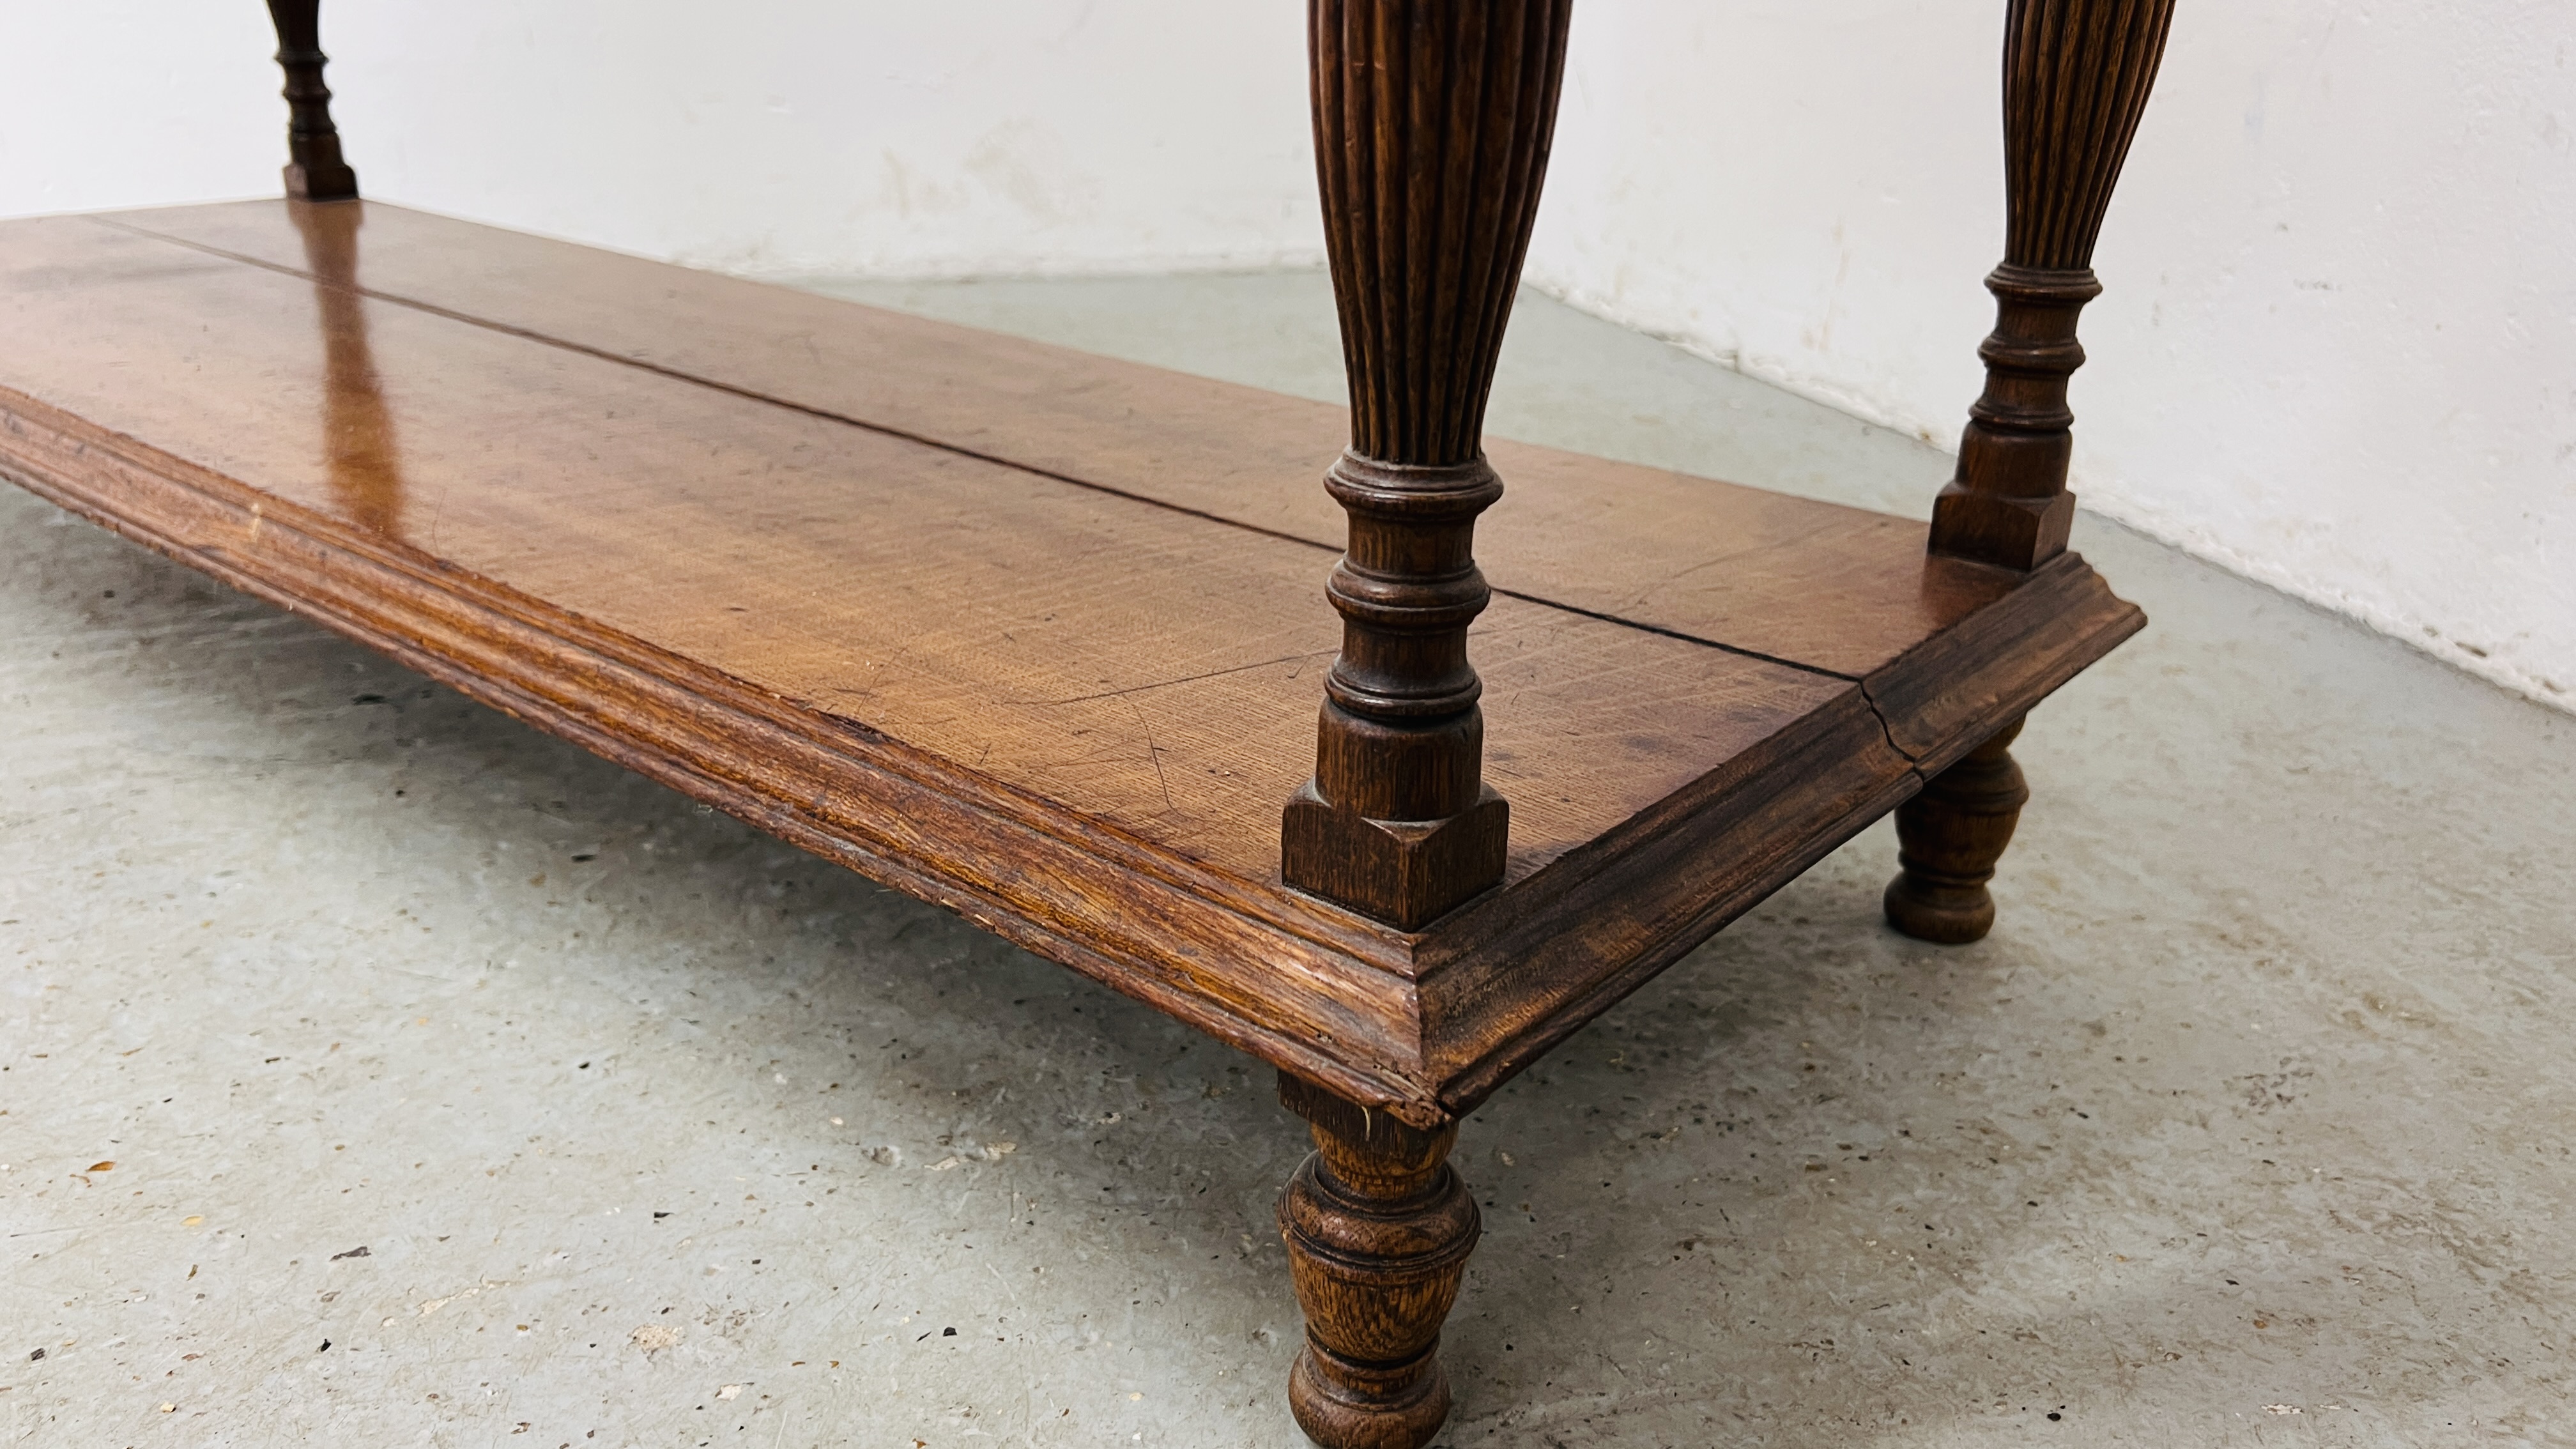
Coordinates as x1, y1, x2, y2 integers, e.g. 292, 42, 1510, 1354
4, 268, 2572, 1449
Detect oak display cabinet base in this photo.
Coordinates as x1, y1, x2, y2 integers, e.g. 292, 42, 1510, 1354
0, 201, 2145, 1441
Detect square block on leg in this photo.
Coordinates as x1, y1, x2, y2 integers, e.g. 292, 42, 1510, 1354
1282, 782, 1507, 930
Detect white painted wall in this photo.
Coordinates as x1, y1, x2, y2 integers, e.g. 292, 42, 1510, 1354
0, 1, 1322, 275
1525, 2, 2576, 711
5, 3, 2568, 709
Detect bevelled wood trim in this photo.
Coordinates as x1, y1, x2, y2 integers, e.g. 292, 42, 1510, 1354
0, 385, 1440, 1117
1418, 689, 1915, 1111
1865, 552, 2145, 773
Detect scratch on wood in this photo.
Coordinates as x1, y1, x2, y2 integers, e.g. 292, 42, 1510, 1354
1133, 702, 1175, 815
1043, 649, 1332, 706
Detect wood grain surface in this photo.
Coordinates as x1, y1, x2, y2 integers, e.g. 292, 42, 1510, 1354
108, 200, 2016, 678
0, 206, 2142, 1121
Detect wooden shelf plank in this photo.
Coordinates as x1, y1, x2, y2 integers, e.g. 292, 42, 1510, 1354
1, 213, 1844, 882
107, 201, 2016, 679
0, 206, 2141, 1119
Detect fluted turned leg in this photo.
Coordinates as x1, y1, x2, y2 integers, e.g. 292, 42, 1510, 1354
1901, 1, 2172, 939
1885, 719, 2030, 944
1280, 0, 1575, 929
1927, 0, 2175, 570
266, 0, 359, 201
1276, 1075, 1479, 1449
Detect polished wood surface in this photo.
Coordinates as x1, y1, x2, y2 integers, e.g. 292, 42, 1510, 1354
1928, 0, 2177, 569
103, 199, 2019, 682
0, 213, 1820, 885
0, 204, 2139, 1126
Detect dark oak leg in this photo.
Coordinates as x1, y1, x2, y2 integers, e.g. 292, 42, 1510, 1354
1899, 4, 2173, 936
1276, 1075, 1480, 1449
1281, 0, 1575, 929
266, 0, 360, 201
1927, 0, 2175, 571
1885, 719, 2030, 944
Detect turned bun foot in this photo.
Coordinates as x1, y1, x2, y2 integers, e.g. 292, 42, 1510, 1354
1289, 1338, 1452, 1449
1885, 718, 2030, 945
1276, 1074, 1479, 1449
1883, 868, 2000, 945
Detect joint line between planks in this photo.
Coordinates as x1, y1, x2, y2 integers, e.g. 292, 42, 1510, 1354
93, 214, 1860, 688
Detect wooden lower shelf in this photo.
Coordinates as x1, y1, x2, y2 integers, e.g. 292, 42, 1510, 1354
0, 200, 2142, 1124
